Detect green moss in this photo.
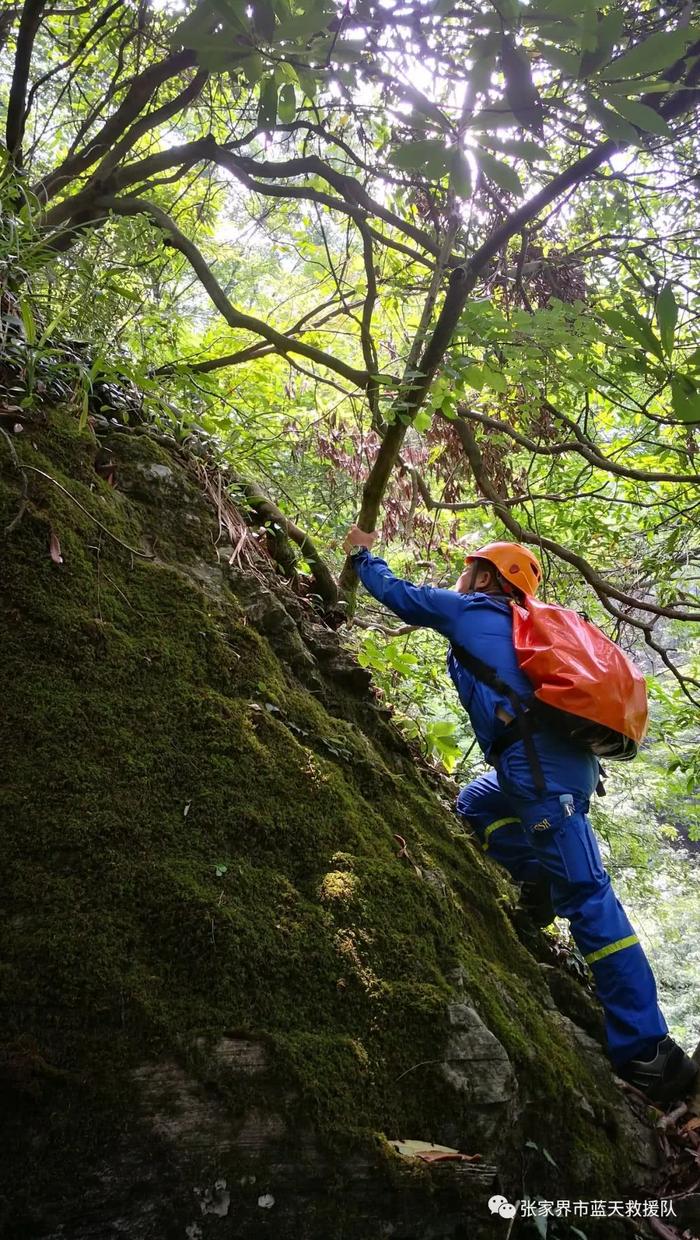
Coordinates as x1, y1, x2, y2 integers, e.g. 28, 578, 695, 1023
0, 410, 648, 1233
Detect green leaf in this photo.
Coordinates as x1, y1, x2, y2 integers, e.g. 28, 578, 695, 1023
396, 82, 453, 133
328, 41, 367, 64
293, 63, 317, 99
575, 0, 599, 54
495, 0, 520, 20
19, 298, 36, 346
413, 408, 433, 432
241, 52, 264, 85
79, 388, 89, 430
428, 0, 458, 14
449, 148, 472, 198
428, 720, 458, 737
170, 1, 218, 48
460, 364, 484, 390
656, 283, 678, 358
278, 82, 296, 122
600, 307, 664, 360
251, 0, 276, 40
105, 281, 141, 303
602, 94, 673, 137
470, 48, 498, 98
500, 34, 544, 136
37, 306, 68, 348
601, 28, 692, 81
533, 0, 584, 17
426, 719, 462, 771
481, 364, 508, 392
275, 0, 334, 38
683, 345, 700, 372
602, 79, 673, 95
274, 60, 298, 83
622, 298, 666, 361
671, 375, 700, 422
537, 44, 580, 76
531, 1208, 548, 1239
578, 10, 624, 77
475, 147, 523, 196
198, 49, 237, 72
389, 138, 450, 179
587, 97, 640, 145
594, 9, 625, 44
482, 135, 551, 161
465, 107, 519, 130
211, 0, 250, 33
257, 75, 277, 128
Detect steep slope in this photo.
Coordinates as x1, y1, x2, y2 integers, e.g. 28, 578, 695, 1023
0, 408, 657, 1239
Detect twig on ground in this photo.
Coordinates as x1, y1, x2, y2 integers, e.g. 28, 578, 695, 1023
19, 463, 154, 558
0, 426, 29, 534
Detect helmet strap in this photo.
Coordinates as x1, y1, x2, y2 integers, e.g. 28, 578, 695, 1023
462, 561, 478, 592
467, 559, 508, 596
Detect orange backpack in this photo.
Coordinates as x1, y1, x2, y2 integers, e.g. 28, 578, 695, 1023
451, 596, 648, 787
510, 596, 648, 756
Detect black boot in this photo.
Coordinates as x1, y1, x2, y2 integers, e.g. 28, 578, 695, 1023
617, 1036, 698, 1109
518, 876, 555, 929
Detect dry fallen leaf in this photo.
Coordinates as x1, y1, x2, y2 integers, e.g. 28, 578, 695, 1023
49, 530, 63, 565
389, 1139, 481, 1163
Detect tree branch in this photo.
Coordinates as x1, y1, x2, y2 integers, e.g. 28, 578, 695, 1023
152, 296, 361, 376
92, 69, 209, 183
224, 151, 459, 264
410, 470, 650, 511
89, 194, 371, 390
452, 414, 700, 623
231, 475, 338, 606
339, 41, 700, 609
35, 48, 197, 201
6, 0, 48, 166
40, 135, 443, 275
456, 407, 700, 485
22, 0, 124, 127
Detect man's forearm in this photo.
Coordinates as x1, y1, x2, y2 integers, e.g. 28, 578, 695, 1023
351, 547, 459, 636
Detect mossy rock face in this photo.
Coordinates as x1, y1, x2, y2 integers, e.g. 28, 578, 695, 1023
0, 411, 657, 1239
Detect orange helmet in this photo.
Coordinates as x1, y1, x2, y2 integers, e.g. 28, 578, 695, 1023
465, 541, 542, 596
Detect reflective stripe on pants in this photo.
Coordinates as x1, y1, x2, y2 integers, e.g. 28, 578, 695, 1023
456, 771, 667, 1067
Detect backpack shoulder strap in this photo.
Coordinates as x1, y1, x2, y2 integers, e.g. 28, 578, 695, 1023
450, 642, 515, 699
450, 641, 546, 794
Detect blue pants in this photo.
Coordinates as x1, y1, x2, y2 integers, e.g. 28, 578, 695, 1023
456, 755, 667, 1068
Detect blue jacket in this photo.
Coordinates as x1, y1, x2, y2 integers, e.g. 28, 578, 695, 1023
353, 549, 532, 753
353, 547, 599, 799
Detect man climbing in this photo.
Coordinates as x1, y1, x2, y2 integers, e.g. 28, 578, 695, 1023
344, 526, 698, 1110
